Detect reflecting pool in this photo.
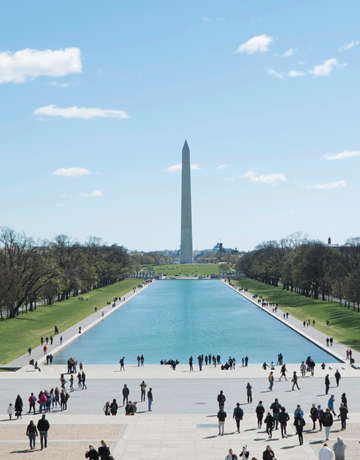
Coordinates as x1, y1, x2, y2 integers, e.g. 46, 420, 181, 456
53, 280, 339, 364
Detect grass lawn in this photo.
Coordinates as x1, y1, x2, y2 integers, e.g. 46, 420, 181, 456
232, 278, 360, 352
0, 278, 137, 365
152, 264, 220, 276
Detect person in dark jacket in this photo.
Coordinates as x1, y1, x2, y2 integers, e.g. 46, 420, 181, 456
270, 398, 282, 430
339, 403, 348, 430
122, 384, 130, 405
317, 405, 324, 431
262, 445, 275, 460
26, 420, 38, 449
217, 390, 226, 408
246, 383, 252, 403
15, 395, 23, 419
256, 401, 265, 428
264, 412, 274, 439
310, 403, 317, 430
217, 406, 227, 436
37, 414, 50, 449
294, 413, 306, 445
322, 408, 333, 441
292, 371, 300, 390
98, 440, 111, 460
233, 403, 244, 433
334, 369, 341, 387
85, 445, 99, 459
341, 392, 347, 408
279, 406, 290, 438
325, 374, 330, 394
110, 399, 118, 416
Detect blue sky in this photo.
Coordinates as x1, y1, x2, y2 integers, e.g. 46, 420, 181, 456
1, 1, 360, 251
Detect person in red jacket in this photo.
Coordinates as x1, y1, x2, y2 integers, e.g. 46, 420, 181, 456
28, 393, 37, 414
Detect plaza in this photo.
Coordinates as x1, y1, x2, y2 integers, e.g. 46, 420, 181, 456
1, 282, 359, 460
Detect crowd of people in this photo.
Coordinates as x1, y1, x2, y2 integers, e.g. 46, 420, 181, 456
103, 381, 154, 415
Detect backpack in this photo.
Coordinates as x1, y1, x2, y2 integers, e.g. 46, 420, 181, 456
322, 412, 332, 425
30, 396, 35, 404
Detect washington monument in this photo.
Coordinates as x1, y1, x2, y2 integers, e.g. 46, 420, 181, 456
180, 140, 193, 263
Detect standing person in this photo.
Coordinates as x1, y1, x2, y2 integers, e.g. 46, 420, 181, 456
7, 403, 14, 420
69, 374, 74, 392
268, 372, 274, 391
123, 384, 130, 405
292, 371, 300, 390
103, 402, 110, 416
270, 398, 282, 430
26, 420, 38, 449
256, 401, 265, 428
264, 412, 274, 439
246, 382, 252, 403
233, 403, 244, 433
189, 356, 193, 371
294, 404, 304, 418
341, 393, 347, 408
334, 370, 341, 387
85, 445, 99, 459
198, 355, 203, 371
225, 448, 234, 460
98, 440, 111, 460
217, 406, 227, 436
262, 445, 275, 460
15, 395, 23, 419
300, 361, 306, 377
147, 387, 153, 411
309, 359, 316, 376
318, 443, 333, 460
239, 446, 250, 459
60, 336, 63, 345
332, 436, 346, 460
279, 406, 290, 439
328, 395, 336, 416
137, 355, 141, 366
325, 375, 330, 395
245, 356, 249, 366
28, 393, 37, 414
119, 357, 125, 371
279, 363, 287, 381
310, 403, 317, 430
77, 372, 82, 389
110, 399, 118, 416
322, 408, 333, 441
37, 414, 50, 449
317, 405, 324, 432
82, 371, 87, 390
28, 347, 32, 356
294, 412, 306, 445
140, 381, 147, 401
217, 390, 226, 408
141, 354, 144, 366
339, 403, 348, 431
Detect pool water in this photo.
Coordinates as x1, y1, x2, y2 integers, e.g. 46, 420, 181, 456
53, 280, 339, 364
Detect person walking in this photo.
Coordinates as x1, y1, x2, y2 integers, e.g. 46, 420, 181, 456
268, 372, 274, 391
98, 440, 111, 460
119, 357, 125, 371
264, 412, 274, 439
85, 445, 99, 459
147, 388, 153, 411
15, 395, 23, 419
294, 412, 306, 445
123, 384, 130, 405
325, 374, 330, 394
189, 356, 193, 371
233, 403, 244, 433
270, 398, 282, 430
7, 403, 14, 420
279, 406, 290, 438
332, 436, 346, 460
317, 405, 324, 432
28, 393, 37, 414
334, 370, 341, 387
217, 390, 226, 409
110, 399, 118, 416
322, 408, 333, 441
26, 420, 38, 449
37, 414, 50, 449
246, 383, 252, 403
339, 403, 348, 431
262, 445, 275, 460
82, 371, 87, 390
256, 401, 265, 428
217, 406, 227, 436
292, 371, 300, 390
328, 395, 336, 416
69, 374, 74, 392
279, 363, 287, 381
310, 403, 317, 430
140, 381, 147, 402
300, 361, 306, 377
318, 443, 333, 460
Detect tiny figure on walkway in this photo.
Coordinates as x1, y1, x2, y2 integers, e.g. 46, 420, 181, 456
246, 382, 252, 403
233, 403, 244, 433
140, 381, 147, 401
335, 370, 341, 387
292, 371, 300, 390
119, 357, 125, 371
148, 388, 153, 411
217, 406, 227, 436
256, 401, 265, 428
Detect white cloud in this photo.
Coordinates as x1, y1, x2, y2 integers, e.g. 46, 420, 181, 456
202, 17, 213, 21
322, 150, 360, 161
216, 165, 227, 169
52, 167, 92, 177
80, 190, 103, 197
338, 40, 359, 52
236, 34, 273, 54
49, 81, 75, 88
298, 60, 307, 65
33, 105, 129, 120
267, 69, 282, 78
0, 47, 81, 84
240, 170, 287, 185
166, 164, 201, 172
288, 70, 306, 77
283, 48, 296, 57
306, 180, 346, 189
309, 58, 339, 76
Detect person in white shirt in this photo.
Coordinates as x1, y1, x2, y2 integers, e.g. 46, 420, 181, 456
318, 443, 333, 460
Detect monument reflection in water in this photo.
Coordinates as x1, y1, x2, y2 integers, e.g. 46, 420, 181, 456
53, 281, 339, 365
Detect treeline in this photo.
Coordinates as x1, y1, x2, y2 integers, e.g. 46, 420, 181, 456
0, 227, 140, 319
235, 232, 360, 309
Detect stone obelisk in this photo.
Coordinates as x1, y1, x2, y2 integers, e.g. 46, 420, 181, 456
180, 140, 193, 264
